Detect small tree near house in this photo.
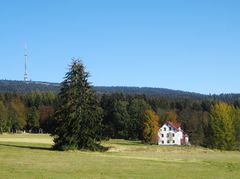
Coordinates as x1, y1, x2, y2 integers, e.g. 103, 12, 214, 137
143, 109, 160, 144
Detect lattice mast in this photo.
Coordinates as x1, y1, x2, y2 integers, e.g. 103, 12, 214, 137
24, 43, 28, 81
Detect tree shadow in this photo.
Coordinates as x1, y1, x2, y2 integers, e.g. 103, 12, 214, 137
0, 143, 111, 152
0, 143, 53, 151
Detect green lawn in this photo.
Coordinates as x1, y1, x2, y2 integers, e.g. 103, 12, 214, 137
0, 134, 239, 179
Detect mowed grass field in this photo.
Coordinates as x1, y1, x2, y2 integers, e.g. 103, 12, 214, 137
0, 134, 240, 179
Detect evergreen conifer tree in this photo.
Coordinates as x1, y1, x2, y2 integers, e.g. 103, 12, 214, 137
52, 59, 103, 151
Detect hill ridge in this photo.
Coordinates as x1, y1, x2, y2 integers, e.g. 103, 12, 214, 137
0, 80, 239, 101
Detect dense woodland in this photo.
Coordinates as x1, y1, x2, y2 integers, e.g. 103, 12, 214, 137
0, 92, 57, 134
0, 88, 239, 150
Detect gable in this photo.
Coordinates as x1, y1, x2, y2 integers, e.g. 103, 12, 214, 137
160, 124, 178, 133
166, 121, 181, 130
159, 121, 187, 134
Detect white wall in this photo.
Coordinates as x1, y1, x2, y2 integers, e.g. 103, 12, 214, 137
158, 124, 183, 145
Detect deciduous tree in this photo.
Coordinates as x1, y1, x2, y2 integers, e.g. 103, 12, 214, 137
143, 110, 159, 144
0, 101, 8, 133
209, 102, 236, 150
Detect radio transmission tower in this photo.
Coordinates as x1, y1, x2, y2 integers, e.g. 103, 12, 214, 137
24, 43, 28, 81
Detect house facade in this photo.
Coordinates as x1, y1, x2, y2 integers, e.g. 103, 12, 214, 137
158, 121, 189, 146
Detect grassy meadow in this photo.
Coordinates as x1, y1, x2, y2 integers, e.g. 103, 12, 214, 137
0, 134, 239, 179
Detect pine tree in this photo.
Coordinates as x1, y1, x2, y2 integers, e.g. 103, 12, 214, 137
26, 107, 40, 133
52, 59, 103, 151
128, 98, 151, 140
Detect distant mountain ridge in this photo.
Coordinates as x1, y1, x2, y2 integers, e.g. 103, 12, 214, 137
0, 80, 60, 93
93, 86, 207, 99
0, 80, 239, 101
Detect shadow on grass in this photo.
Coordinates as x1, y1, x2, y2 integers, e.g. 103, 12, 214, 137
0, 143, 52, 151
0, 143, 110, 152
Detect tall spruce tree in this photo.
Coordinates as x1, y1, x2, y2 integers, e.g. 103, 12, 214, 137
52, 60, 103, 151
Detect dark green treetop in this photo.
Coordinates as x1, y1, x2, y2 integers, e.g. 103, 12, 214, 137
52, 59, 103, 151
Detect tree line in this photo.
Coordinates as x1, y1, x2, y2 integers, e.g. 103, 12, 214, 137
0, 91, 239, 150
0, 92, 57, 133
101, 93, 240, 150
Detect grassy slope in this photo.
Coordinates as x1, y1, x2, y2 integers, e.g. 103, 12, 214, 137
0, 134, 239, 179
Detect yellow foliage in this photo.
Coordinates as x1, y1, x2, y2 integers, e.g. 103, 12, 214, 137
143, 110, 159, 144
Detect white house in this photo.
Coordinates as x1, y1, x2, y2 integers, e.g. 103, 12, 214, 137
158, 121, 189, 146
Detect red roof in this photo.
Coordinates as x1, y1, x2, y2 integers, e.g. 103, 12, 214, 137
166, 121, 181, 130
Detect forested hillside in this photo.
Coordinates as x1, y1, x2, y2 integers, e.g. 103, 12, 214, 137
0, 80, 59, 93
0, 80, 240, 150
0, 80, 205, 99
1, 80, 240, 102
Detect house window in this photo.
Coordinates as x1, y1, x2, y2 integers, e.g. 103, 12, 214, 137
173, 140, 175, 143
167, 134, 169, 137
164, 127, 166, 131
173, 133, 175, 137
162, 141, 164, 144
161, 134, 164, 138
169, 127, 172, 131
167, 140, 170, 144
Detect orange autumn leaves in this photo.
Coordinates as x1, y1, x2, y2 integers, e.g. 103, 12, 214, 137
143, 110, 160, 144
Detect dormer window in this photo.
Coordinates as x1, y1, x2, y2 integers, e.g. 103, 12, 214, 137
169, 127, 172, 131
164, 127, 166, 131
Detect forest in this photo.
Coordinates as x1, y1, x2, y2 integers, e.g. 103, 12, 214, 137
2, 80, 240, 102
0, 89, 239, 150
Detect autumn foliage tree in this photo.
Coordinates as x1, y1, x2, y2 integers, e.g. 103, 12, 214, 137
39, 106, 55, 133
10, 98, 27, 130
208, 102, 236, 150
143, 110, 160, 144
0, 101, 8, 133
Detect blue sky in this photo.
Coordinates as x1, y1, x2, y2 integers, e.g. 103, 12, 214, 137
0, 0, 239, 94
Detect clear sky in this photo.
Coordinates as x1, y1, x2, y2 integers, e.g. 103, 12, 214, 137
0, 0, 239, 94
